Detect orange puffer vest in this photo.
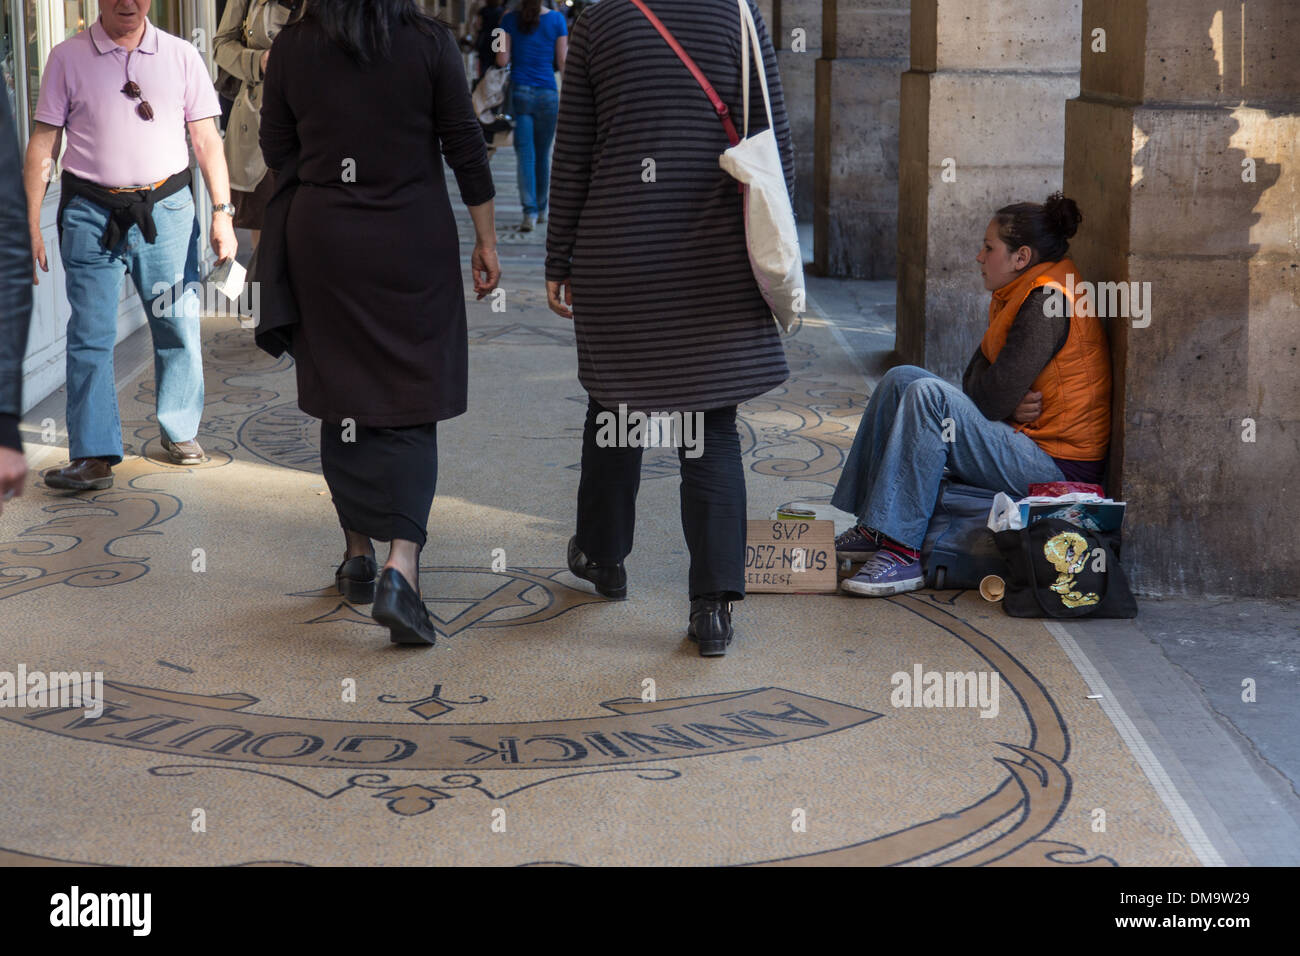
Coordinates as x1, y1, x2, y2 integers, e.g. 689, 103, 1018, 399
981, 258, 1111, 461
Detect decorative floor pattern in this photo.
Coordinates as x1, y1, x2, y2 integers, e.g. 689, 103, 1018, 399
0, 168, 1199, 867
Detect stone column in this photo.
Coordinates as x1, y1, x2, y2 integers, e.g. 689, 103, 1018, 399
812, 0, 909, 279
769, 0, 819, 226
896, 0, 1081, 381
1064, 0, 1300, 597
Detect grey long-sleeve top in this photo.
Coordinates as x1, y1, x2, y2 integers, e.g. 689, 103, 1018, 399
962, 286, 1068, 423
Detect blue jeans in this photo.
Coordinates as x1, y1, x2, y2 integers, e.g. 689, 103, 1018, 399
830, 366, 1065, 549
510, 83, 559, 217
60, 189, 204, 464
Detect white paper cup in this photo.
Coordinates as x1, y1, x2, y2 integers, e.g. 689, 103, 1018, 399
979, 575, 1005, 602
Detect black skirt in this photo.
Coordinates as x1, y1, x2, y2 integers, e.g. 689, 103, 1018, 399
319, 421, 438, 549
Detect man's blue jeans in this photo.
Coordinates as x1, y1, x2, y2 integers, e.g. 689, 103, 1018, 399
830, 366, 1065, 549
510, 83, 559, 217
60, 189, 204, 465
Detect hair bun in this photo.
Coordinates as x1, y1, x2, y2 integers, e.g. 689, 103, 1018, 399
1044, 192, 1082, 241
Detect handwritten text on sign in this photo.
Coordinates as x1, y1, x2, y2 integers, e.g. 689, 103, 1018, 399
744, 520, 837, 593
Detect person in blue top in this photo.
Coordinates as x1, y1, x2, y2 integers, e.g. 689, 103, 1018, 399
497, 0, 567, 231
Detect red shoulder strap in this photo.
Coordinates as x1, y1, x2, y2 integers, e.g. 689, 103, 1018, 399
628, 0, 741, 147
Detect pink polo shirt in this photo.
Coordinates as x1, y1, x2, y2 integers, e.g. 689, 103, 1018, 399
34, 18, 220, 188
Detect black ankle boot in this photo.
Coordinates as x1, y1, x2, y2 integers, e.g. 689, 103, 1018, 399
688, 595, 734, 657
567, 536, 627, 599
336, 554, 378, 604
372, 568, 438, 646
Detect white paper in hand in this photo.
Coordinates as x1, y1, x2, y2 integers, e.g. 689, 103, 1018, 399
210, 258, 247, 302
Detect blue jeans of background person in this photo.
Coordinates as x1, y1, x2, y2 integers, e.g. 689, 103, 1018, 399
510, 83, 559, 218
830, 365, 1065, 549
60, 189, 204, 465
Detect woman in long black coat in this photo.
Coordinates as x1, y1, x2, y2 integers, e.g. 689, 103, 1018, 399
260, 0, 499, 646
545, 0, 794, 657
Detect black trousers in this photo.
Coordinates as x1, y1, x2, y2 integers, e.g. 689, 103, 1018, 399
575, 397, 746, 601
319, 420, 438, 549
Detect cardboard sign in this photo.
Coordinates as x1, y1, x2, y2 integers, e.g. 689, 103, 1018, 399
745, 519, 838, 593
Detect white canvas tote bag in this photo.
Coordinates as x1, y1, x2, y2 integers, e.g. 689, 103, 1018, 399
717, 0, 805, 331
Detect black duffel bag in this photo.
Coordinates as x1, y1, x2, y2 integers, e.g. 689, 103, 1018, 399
993, 517, 1138, 619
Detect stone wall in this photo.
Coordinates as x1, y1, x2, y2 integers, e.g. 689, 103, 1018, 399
1064, 0, 1300, 597
772, 0, 820, 226
896, 0, 1081, 382
811, 0, 909, 279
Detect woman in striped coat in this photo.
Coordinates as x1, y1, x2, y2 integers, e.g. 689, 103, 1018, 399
545, 0, 794, 657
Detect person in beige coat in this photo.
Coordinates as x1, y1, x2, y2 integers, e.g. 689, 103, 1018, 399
214, 0, 297, 246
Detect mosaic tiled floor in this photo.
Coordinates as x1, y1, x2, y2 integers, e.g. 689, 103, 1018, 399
0, 170, 1198, 867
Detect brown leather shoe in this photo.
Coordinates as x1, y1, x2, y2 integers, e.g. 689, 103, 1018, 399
161, 435, 204, 465
44, 457, 114, 491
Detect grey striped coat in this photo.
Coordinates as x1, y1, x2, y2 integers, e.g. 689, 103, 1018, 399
545, 0, 794, 414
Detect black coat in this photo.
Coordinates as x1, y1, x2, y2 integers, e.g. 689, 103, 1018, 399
258, 13, 495, 426
252, 147, 300, 361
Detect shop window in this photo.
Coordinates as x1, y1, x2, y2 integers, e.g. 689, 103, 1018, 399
22, 0, 39, 133
1, 1, 18, 123
62, 1, 88, 38
149, 1, 181, 36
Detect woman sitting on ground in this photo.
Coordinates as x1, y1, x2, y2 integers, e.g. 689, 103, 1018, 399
830, 192, 1111, 597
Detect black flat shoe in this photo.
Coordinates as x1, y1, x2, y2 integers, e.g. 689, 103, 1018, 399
335, 554, 377, 604
372, 568, 438, 646
688, 597, 734, 657
566, 535, 627, 599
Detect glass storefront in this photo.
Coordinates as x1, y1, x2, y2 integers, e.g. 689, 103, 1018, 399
149, 1, 180, 35
61, 0, 88, 37
5, 0, 99, 140
23, 0, 41, 134
1, 2, 17, 123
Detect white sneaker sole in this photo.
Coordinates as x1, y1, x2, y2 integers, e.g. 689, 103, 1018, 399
840, 575, 925, 597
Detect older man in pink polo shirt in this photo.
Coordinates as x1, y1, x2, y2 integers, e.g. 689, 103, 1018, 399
23, 0, 236, 491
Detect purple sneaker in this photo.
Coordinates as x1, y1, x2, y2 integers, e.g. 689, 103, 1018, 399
835, 524, 883, 561
840, 550, 924, 597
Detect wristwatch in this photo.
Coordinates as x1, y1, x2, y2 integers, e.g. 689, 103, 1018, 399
213, 202, 236, 217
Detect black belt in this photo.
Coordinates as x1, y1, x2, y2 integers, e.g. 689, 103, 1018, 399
58, 168, 193, 251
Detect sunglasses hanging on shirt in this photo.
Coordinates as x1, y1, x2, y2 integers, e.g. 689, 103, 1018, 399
121, 51, 154, 121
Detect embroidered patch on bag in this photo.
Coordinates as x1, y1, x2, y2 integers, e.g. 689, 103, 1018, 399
1043, 531, 1100, 609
